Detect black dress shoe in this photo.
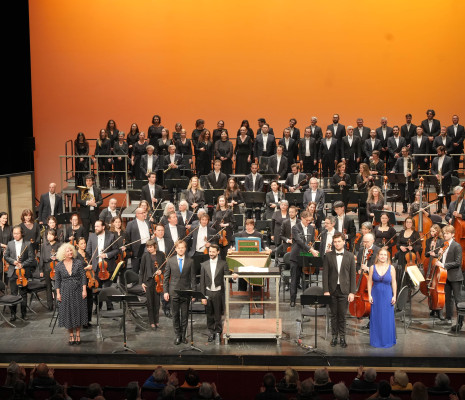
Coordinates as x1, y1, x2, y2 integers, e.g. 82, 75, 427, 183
450, 324, 463, 332
297, 284, 303, 290
10, 314, 16, 322
182, 336, 188, 344
340, 337, 347, 348
21, 314, 28, 321
330, 336, 338, 347
290, 301, 296, 307
208, 334, 215, 342
174, 337, 182, 345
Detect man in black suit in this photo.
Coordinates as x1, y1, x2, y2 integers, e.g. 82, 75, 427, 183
243, 163, 264, 220
200, 244, 237, 341
4, 226, 35, 321
391, 147, 418, 212
299, 127, 318, 174
410, 126, 430, 171
387, 126, 406, 170
279, 128, 297, 168
164, 211, 187, 247
340, 126, 361, 174
86, 220, 119, 309
447, 114, 464, 173
303, 177, 325, 218
254, 124, 276, 164
355, 233, 380, 273
354, 118, 371, 161
350, 367, 378, 391
139, 145, 159, 178
125, 208, 153, 274
153, 223, 174, 317
319, 130, 338, 178
280, 206, 300, 247
323, 232, 356, 348
207, 160, 228, 189
288, 118, 300, 142
256, 118, 275, 136
433, 126, 454, 155
164, 144, 182, 180
327, 114, 346, 141
431, 145, 454, 210
77, 175, 103, 238
188, 214, 218, 277
283, 163, 308, 193
445, 186, 465, 224
98, 198, 119, 226
140, 172, 163, 210
435, 225, 463, 331
177, 200, 195, 231
163, 240, 196, 344
268, 146, 288, 179
363, 129, 382, 163
289, 211, 319, 307
320, 216, 339, 256
307, 116, 323, 145
376, 117, 393, 162
421, 109, 441, 145
38, 183, 63, 224
401, 113, 417, 146
333, 201, 356, 249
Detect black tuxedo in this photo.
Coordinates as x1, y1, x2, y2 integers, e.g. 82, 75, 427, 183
176, 210, 195, 227
319, 138, 338, 177
155, 237, 175, 258
432, 135, 454, 155
421, 118, 441, 138
278, 137, 297, 165
306, 125, 323, 145
77, 186, 103, 236
125, 218, 153, 273
392, 156, 418, 207
280, 218, 300, 245
410, 135, 430, 170
340, 135, 361, 173
200, 258, 230, 334
334, 215, 356, 248
140, 184, 163, 208
447, 124, 465, 171
401, 123, 417, 145
355, 245, 380, 272
265, 190, 285, 219
387, 136, 407, 169
207, 171, 228, 189
363, 138, 382, 161
163, 154, 182, 179
139, 154, 159, 177
254, 133, 276, 159
267, 154, 288, 179
244, 173, 264, 192
188, 226, 219, 257
327, 124, 346, 140
298, 137, 318, 173
323, 250, 356, 337
163, 223, 187, 247
445, 199, 465, 224
431, 155, 454, 208
354, 126, 371, 142
440, 240, 463, 321
303, 188, 325, 212
163, 255, 196, 339
38, 192, 63, 224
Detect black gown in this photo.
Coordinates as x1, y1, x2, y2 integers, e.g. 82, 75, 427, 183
331, 173, 351, 207
225, 190, 243, 214
373, 225, 397, 253
234, 136, 253, 174
175, 138, 193, 173
148, 125, 164, 147
214, 140, 234, 175
133, 141, 148, 180
95, 138, 112, 188
75, 142, 90, 187
196, 141, 213, 176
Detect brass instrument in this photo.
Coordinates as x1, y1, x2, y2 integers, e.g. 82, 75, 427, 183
438, 167, 444, 198
163, 159, 179, 174
77, 186, 95, 202
407, 157, 413, 182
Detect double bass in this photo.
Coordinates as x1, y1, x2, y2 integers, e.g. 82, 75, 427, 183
427, 241, 448, 311
349, 248, 373, 318
412, 177, 433, 261
452, 183, 465, 271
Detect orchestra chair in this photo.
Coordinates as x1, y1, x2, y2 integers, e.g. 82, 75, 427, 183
454, 301, 465, 335
394, 286, 409, 334
299, 285, 329, 340
140, 386, 163, 400
30, 386, 55, 400
96, 286, 125, 340
26, 269, 47, 312
0, 281, 23, 328
121, 269, 148, 331
234, 213, 245, 231
279, 251, 291, 302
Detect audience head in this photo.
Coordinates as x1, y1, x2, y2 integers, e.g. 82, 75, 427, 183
300, 378, 315, 396
392, 370, 410, 388
284, 367, 299, 385
125, 381, 141, 400
5, 361, 25, 386
263, 373, 276, 389
184, 368, 200, 387
198, 382, 214, 399
411, 382, 428, 400
434, 373, 450, 389
364, 368, 377, 383
314, 368, 330, 385
36, 363, 51, 378
378, 380, 392, 398
333, 382, 349, 400
152, 366, 169, 384
86, 383, 103, 399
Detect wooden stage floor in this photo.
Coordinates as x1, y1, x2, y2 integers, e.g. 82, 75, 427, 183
1, 285, 464, 369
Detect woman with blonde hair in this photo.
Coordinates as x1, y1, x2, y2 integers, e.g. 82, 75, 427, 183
366, 186, 388, 221
185, 176, 205, 211
356, 163, 374, 192
55, 243, 88, 345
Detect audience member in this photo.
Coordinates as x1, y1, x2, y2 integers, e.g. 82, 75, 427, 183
82, 383, 103, 400
193, 382, 222, 400
368, 380, 401, 400
276, 367, 300, 392
411, 382, 429, 400
428, 373, 454, 394
333, 382, 349, 400
314, 368, 334, 392
255, 373, 287, 400
181, 368, 201, 389
29, 363, 57, 388
390, 370, 413, 391
158, 384, 185, 400
143, 366, 169, 389
297, 378, 320, 400
452, 385, 465, 400
10, 380, 32, 400
5, 361, 26, 387
350, 366, 378, 391
125, 381, 141, 400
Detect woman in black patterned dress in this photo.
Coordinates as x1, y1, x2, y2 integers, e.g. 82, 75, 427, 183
55, 243, 88, 345
234, 127, 253, 174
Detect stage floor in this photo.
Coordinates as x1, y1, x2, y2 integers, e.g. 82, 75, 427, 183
1, 284, 464, 369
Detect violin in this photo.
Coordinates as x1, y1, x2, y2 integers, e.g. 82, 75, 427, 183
353, 232, 362, 253
15, 256, 28, 288
343, 228, 349, 251
154, 260, 164, 294
3, 256, 8, 273
349, 248, 373, 318
427, 241, 448, 311
98, 258, 110, 280
218, 215, 229, 247
116, 238, 127, 265
49, 249, 57, 279
404, 239, 418, 270
203, 236, 209, 255
84, 256, 99, 289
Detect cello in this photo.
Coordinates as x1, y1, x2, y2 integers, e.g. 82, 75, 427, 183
427, 241, 448, 311
452, 182, 465, 271
420, 233, 440, 296
349, 248, 373, 318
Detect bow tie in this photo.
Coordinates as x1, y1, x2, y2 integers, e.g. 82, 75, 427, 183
336, 253, 344, 256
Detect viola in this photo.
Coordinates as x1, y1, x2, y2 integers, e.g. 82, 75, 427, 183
49, 250, 57, 279
154, 261, 164, 294
83, 256, 99, 289
427, 241, 448, 311
349, 248, 373, 318
404, 239, 418, 269
420, 236, 437, 296
98, 258, 110, 280
3, 256, 8, 273
15, 257, 28, 288
115, 238, 127, 265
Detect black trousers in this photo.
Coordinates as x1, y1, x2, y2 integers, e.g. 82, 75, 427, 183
113, 158, 126, 189
444, 279, 463, 320
145, 282, 161, 325
452, 154, 461, 175
171, 295, 188, 338
289, 261, 302, 303
43, 270, 54, 309
246, 204, 262, 220
398, 182, 415, 210
345, 157, 358, 174
321, 158, 335, 178
130, 257, 141, 274
82, 210, 98, 239
329, 285, 349, 337
9, 275, 27, 316
206, 289, 223, 334
301, 156, 315, 174
435, 182, 452, 210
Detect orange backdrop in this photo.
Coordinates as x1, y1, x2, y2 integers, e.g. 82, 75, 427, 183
29, 0, 465, 197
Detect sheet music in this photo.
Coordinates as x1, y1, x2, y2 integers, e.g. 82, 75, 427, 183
238, 266, 269, 273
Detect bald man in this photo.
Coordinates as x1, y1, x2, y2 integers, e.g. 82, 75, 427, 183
38, 183, 63, 224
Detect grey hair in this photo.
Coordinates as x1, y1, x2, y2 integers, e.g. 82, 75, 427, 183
198, 382, 213, 398
364, 233, 375, 242
347, 125, 354, 130
325, 215, 336, 225
454, 186, 462, 193
434, 373, 450, 388
280, 200, 289, 206
364, 368, 377, 383
310, 177, 319, 184
146, 145, 155, 152
333, 383, 349, 400
163, 202, 175, 216
56, 243, 77, 261
197, 208, 207, 215
179, 200, 188, 207
311, 116, 318, 121
314, 368, 329, 384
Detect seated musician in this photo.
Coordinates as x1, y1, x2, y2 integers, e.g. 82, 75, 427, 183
434, 225, 463, 331
355, 233, 380, 274
366, 186, 388, 222
44, 216, 64, 244
185, 176, 205, 212
354, 222, 373, 254
265, 180, 284, 220
138, 200, 154, 224
356, 163, 374, 192
423, 224, 444, 320
139, 239, 166, 330
409, 190, 431, 219
369, 150, 385, 177
212, 195, 236, 261
333, 201, 356, 250
373, 212, 397, 254
177, 200, 195, 232
243, 163, 264, 220
395, 217, 422, 286
229, 219, 271, 291
390, 146, 417, 213
207, 159, 228, 189
302, 177, 325, 220
445, 186, 465, 224
283, 163, 308, 193
331, 162, 351, 208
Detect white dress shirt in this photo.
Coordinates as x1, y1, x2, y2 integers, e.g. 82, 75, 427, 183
49, 193, 56, 215
335, 249, 344, 284
438, 155, 445, 172
147, 155, 154, 173
196, 226, 208, 252
14, 239, 23, 262
262, 134, 268, 152
305, 138, 311, 156
97, 233, 105, 260
137, 219, 150, 244
157, 238, 165, 254
207, 257, 220, 291
169, 224, 179, 242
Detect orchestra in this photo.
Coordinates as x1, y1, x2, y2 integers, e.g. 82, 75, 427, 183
4, 112, 465, 347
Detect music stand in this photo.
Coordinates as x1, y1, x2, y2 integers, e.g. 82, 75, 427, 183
258, 156, 270, 172
423, 175, 440, 204
205, 189, 225, 206
302, 256, 323, 287
284, 192, 304, 208
165, 178, 188, 202
261, 173, 280, 182
242, 192, 266, 217
175, 289, 207, 353
373, 210, 397, 226
299, 294, 331, 353
107, 294, 139, 353
55, 212, 73, 225
255, 220, 272, 248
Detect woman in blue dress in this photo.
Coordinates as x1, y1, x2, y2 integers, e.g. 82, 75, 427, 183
368, 247, 397, 348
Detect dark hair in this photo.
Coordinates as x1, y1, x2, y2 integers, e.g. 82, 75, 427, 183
75, 132, 87, 146
20, 209, 33, 223
152, 115, 161, 124
106, 119, 117, 132
405, 113, 412, 118
196, 119, 205, 128
0, 212, 9, 226
85, 174, 94, 182
47, 228, 57, 239
209, 243, 220, 251
125, 382, 139, 400
290, 118, 297, 124
426, 109, 435, 117
437, 145, 446, 152
263, 373, 276, 388
184, 368, 200, 386
241, 120, 250, 128
378, 380, 391, 398
129, 123, 140, 135
86, 383, 103, 399
333, 201, 344, 209
333, 232, 344, 241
